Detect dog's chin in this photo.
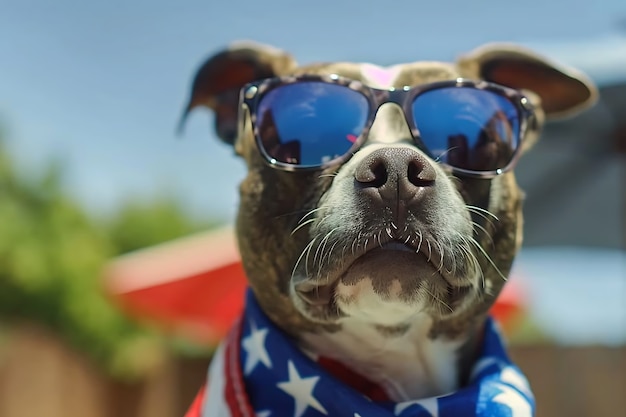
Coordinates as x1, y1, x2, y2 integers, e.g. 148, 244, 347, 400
293, 245, 474, 326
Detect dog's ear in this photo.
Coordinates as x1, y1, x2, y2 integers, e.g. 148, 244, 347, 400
179, 41, 297, 144
457, 43, 598, 119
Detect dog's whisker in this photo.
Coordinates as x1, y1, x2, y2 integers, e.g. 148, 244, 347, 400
291, 206, 329, 227
355, 231, 364, 253
340, 241, 348, 260
423, 286, 453, 314
465, 205, 499, 222
471, 221, 495, 247
457, 234, 484, 290
322, 239, 341, 273
375, 230, 383, 248
435, 240, 445, 272
351, 237, 358, 255
274, 206, 325, 220
292, 237, 318, 280
314, 228, 338, 270
471, 252, 484, 290
291, 218, 317, 236
416, 230, 424, 254
443, 236, 456, 275
457, 240, 472, 274
316, 228, 340, 273
467, 235, 507, 282
304, 236, 321, 278
296, 207, 327, 225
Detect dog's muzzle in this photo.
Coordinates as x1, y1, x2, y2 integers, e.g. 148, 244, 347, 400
291, 145, 480, 325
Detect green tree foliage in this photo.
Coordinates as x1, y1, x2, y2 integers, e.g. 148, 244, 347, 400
0, 140, 214, 380
109, 198, 213, 254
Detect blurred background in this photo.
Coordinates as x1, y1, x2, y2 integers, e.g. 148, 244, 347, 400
0, 1, 624, 416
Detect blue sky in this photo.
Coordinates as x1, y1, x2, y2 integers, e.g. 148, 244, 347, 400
1, 0, 625, 222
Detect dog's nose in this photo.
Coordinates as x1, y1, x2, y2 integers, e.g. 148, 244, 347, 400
354, 147, 436, 201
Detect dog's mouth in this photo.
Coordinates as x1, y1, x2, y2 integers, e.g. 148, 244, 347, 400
293, 236, 476, 324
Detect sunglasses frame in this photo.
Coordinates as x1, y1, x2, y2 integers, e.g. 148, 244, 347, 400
239, 74, 536, 178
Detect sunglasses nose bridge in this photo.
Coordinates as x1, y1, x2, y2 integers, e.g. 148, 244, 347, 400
371, 88, 407, 107
367, 101, 414, 145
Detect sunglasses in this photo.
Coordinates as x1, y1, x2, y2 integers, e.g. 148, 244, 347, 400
238, 74, 535, 178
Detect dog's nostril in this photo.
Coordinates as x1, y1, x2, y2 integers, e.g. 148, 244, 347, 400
355, 157, 388, 188
408, 159, 435, 187
370, 161, 388, 188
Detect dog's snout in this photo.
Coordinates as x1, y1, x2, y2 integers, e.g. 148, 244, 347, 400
354, 147, 436, 200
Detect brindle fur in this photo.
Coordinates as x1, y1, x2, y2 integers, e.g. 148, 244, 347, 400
181, 40, 597, 390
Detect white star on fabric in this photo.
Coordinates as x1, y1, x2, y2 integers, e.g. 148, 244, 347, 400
256, 411, 271, 417
493, 384, 532, 417
242, 321, 272, 375
277, 360, 328, 417
469, 356, 503, 381
500, 367, 533, 398
395, 397, 438, 417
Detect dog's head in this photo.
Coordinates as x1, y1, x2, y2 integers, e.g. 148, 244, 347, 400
181, 41, 596, 338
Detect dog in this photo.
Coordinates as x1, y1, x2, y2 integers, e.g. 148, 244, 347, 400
179, 41, 597, 417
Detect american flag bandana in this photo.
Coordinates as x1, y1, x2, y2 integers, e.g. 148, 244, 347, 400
187, 290, 535, 417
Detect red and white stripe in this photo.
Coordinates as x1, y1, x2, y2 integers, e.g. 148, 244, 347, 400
186, 319, 256, 417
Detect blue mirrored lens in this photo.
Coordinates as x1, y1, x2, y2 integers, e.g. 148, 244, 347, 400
411, 87, 520, 172
256, 82, 369, 167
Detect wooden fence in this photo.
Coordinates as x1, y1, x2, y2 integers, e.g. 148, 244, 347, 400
0, 324, 624, 417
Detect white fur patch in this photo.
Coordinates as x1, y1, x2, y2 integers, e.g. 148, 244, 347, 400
336, 279, 423, 326
361, 63, 403, 89
301, 316, 463, 401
